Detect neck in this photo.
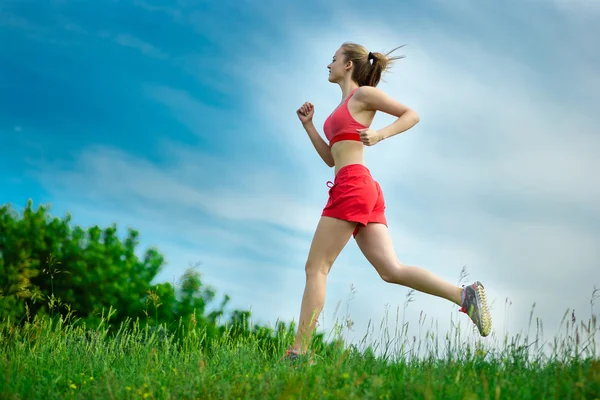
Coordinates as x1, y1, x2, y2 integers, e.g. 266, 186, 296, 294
338, 77, 359, 100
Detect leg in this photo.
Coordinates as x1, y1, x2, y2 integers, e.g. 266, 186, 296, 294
292, 216, 357, 353
354, 223, 463, 305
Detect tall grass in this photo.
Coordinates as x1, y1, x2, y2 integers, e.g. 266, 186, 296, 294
1, 285, 598, 399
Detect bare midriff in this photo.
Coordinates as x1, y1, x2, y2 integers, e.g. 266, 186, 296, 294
331, 140, 365, 175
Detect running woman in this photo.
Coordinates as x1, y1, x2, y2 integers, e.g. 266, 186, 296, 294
283, 42, 491, 363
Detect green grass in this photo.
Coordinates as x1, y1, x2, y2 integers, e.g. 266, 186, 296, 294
1, 295, 599, 400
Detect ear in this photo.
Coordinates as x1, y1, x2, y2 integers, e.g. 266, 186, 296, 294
344, 60, 353, 71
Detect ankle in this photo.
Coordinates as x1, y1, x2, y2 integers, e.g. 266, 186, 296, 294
458, 287, 465, 306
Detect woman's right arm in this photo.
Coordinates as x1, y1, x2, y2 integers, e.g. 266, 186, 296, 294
302, 121, 334, 167
297, 101, 334, 168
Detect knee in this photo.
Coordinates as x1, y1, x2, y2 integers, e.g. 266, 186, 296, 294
305, 259, 332, 277
380, 272, 397, 284
379, 264, 406, 284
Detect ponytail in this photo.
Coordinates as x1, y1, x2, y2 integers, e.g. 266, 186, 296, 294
342, 43, 405, 87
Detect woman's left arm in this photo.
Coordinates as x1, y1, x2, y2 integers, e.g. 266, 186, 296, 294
356, 86, 420, 144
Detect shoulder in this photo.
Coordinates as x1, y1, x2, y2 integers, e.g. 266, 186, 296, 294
353, 85, 381, 102
353, 85, 416, 118
353, 85, 389, 107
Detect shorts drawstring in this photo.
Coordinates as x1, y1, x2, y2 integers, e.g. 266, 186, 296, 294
326, 180, 335, 195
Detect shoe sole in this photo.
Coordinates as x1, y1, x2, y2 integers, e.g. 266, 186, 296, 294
473, 281, 492, 337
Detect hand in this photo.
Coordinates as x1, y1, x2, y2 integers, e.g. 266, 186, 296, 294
296, 102, 314, 125
356, 128, 383, 146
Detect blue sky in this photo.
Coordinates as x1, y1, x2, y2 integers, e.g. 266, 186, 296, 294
2, 0, 599, 352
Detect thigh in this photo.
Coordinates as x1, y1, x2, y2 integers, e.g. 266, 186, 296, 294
306, 216, 357, 273
354, 222, 399, 277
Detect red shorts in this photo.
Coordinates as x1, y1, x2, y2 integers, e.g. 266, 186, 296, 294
321, 164, 387, 237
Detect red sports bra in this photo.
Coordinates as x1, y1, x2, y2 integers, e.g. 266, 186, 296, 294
323, 88, 368, 147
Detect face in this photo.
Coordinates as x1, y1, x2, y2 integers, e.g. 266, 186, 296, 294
327, 47, 349, 83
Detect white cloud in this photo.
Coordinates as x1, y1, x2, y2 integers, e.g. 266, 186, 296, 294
33, 143, 323, 235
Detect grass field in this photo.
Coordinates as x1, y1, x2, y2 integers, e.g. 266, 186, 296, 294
2, 296, 599, 400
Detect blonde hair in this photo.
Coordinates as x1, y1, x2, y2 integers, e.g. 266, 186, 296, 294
341, 42, 405, 87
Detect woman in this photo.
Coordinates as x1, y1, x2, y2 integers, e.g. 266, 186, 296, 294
284, 42, 491, 363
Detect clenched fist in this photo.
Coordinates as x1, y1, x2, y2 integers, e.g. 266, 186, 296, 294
356, 128, 384, 146
296, 102, 314, 125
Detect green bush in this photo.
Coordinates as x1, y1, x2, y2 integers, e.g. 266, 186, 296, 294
0, 200, 330, 354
